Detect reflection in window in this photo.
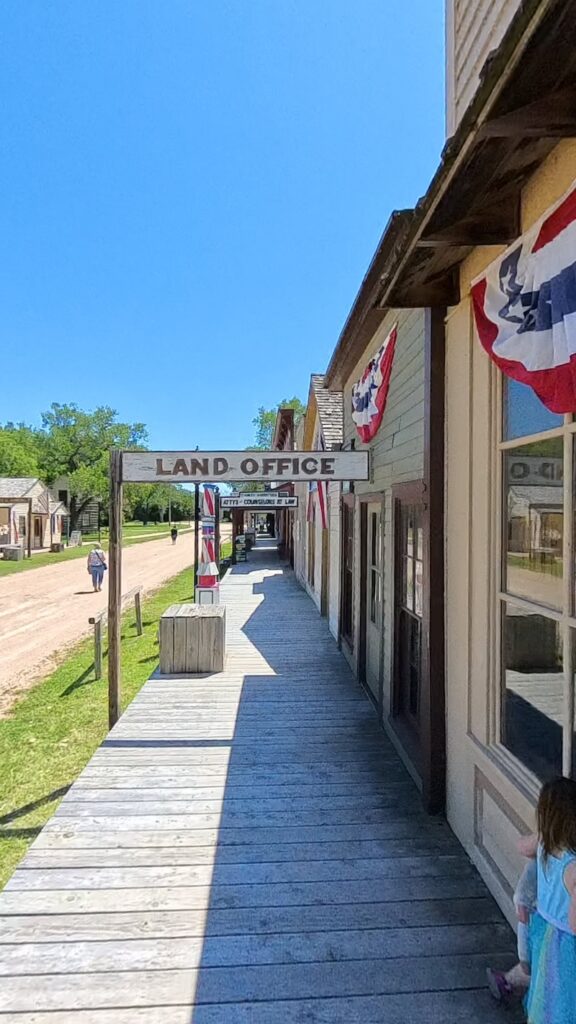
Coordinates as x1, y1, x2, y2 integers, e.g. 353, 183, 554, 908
504, 438, 563, 609
504, 378, 563, 440
369, 511, 382, 625
502, 603, 563, 780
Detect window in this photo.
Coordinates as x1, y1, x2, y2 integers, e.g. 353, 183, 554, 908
369, 510, 382, 624
499, 378, 573, 781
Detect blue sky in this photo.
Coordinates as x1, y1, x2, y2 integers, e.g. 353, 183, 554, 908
1, 1, 445, 450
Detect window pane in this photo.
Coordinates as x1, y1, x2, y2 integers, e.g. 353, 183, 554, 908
415, 560, 423, 618
405, 558, 414, 612
502, 602, 563, 780
371, 512, 378, 567
504, 438, 564, 609
504, 378, 563, 441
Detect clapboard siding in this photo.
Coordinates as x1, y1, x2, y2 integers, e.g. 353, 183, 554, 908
342, 308, 426, 732
447, 0, 520, 133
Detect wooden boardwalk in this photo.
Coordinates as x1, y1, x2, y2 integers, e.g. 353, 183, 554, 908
0, 542, 520, 1022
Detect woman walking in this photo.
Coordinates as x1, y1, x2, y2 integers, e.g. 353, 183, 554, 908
87, 543, 107, 592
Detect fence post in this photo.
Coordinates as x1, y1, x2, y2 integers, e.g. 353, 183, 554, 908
134, 590, 143, 636
94, 620, 103, 680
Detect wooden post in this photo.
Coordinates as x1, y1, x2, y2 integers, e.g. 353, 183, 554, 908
27, 498, 32, 559
134, 590, 143, 636
94, 619, 103, 680
194, 483, 200, 593
108, 449, 123, 729
215, 488, 221, 571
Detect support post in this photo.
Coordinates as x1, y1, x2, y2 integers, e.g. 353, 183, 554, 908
134, 589, 143, 636
194, 483, 200, 594
94, 620, 103, 680
27, 498, 32, 559
108, 449, 123, 729
215, 488, 221, 571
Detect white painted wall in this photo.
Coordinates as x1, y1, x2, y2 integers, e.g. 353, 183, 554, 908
445, 0, 521, 134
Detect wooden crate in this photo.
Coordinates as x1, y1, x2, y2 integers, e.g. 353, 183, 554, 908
159, 603, 226, 674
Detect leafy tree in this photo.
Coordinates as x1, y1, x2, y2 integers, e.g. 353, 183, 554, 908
252, 397, 305, 449
38, 404, 147, 531
124, 483, 194, 525
0, 424, 41, 477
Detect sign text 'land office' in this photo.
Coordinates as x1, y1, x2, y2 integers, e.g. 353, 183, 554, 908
122, 451, 369, 484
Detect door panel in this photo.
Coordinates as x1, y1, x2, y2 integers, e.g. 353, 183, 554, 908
341, 501, 354, 647
365, 504, 383, 701
394, 497, 425, 740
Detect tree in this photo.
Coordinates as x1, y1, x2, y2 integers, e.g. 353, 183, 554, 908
252, 397, 305, 449
0, 424, 41, 477
38, 404, 147, 531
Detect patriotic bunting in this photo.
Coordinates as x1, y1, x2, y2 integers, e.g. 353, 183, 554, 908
472, 180, 576, 413
351, 324, 398, 442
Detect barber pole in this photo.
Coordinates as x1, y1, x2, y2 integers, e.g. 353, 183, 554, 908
198, 485, 219, 588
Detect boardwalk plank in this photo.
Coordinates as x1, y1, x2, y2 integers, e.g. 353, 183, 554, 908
0, 545, 515, 1022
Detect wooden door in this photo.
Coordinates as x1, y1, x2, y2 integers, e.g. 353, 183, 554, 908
341, 499, 354, 648
364, 503, 383, 701
393, 493, 425, 742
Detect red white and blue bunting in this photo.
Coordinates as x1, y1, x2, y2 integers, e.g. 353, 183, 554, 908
472, 180, 576, 413
351, 324, 398, 442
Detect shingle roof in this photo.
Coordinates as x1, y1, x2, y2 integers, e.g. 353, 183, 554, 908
310, 375, 343, 450
0, 478, 50, 514
0, 478, 38, 499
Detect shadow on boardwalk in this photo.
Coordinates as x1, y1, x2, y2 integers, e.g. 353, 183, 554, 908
0, 541, 522, 1023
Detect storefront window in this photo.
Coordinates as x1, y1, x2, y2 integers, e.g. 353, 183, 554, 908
504, 379, 562, 440
502, 603, 563, 780
500, 382, 573, 781
503, 438, 563, 610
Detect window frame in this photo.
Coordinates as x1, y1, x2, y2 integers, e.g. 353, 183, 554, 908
495, 372, 575, 781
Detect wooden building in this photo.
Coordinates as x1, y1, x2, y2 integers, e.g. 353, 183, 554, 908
293, 375, 343, 630
289, 0, 576, 927
0, 477, 67, 553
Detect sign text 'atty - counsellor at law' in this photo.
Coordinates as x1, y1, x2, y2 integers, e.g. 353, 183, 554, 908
122, 451, 369, 484
221, 494, 299, 509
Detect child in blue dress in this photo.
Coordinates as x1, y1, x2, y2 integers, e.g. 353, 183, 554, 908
521, 778, 576, 1024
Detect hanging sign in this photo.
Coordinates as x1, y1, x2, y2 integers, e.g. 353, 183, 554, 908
472, 179, 576, 413
351, 324, 398, 442
221, 494, 299, 509
122, 450, 368, 483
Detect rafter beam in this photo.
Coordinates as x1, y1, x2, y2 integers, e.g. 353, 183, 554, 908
477, 87, 576, 139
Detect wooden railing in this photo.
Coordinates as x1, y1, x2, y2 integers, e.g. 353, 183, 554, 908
89, 586, 143, 680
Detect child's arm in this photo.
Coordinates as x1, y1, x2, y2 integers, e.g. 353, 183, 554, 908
517, 833, 538, 859
565, 861, 576, 935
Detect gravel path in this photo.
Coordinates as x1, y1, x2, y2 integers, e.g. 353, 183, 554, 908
0, 527, 230, 716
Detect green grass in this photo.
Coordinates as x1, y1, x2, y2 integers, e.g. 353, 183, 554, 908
507, 554, 563, 578
0, 523, 193, 578
0, 568, 195, 888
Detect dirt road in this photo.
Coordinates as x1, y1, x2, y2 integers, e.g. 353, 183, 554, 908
0, 527, 230, 715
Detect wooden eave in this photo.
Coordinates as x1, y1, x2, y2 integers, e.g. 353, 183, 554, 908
272, 408, 295, 452
325, 0, 576, 388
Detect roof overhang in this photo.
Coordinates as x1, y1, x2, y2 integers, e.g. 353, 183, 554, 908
325, 0, 576, 388
272, 408, 295, 451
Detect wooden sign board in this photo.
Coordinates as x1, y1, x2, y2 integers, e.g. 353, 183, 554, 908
69, 531, 82, 547
122, 450, 369, 484
221, 494, 299, 509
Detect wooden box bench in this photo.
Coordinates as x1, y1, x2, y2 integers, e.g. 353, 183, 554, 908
159, 604, 226, 674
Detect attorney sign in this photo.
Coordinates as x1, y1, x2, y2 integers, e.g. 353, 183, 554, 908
122, 450, 369, 484
221, 494, 299, 509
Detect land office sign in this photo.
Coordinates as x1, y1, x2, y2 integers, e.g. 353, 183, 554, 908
122, 450, 369, 484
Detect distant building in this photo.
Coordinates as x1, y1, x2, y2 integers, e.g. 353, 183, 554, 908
0, 478, 67, 551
